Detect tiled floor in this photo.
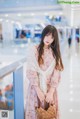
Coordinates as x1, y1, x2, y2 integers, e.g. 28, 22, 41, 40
58, 44, 80, 119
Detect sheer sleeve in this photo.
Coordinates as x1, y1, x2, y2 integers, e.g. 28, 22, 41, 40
26, 69, 39, 87
50, 69, 61, 88
26, 44, 39, 87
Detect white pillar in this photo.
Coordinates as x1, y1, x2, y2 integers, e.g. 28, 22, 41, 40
71, 28, 76, 54
2, 21, 14, 46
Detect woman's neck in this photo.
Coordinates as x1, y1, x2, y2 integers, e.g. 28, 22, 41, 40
43, 45, 50, 49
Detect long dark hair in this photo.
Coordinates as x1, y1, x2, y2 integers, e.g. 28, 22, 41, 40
37, 25, 64, 71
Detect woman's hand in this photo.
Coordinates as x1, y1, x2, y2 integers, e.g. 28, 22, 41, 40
35, 86, 45, 103
45, 87, 55, 104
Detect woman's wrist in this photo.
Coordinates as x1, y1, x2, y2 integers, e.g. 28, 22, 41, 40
35, 86, 39, 91
49, 87, 55, 94
35, 86, 42, 94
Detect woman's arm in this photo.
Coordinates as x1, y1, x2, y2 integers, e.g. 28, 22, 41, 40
49, 69, 61, 93
26, 45, 45, 102
26, 69, 45, 102
26, 69, 39, 87
45, 69, 61, 104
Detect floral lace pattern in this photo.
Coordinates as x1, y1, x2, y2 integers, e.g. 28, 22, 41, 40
25, 46, 61, 119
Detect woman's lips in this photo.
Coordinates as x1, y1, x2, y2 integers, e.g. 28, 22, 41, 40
46, 41, 49, 43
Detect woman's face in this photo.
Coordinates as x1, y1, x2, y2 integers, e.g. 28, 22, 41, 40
43, 33, 54, 46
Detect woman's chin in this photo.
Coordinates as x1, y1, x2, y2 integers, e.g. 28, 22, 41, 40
45, 43, 49, 46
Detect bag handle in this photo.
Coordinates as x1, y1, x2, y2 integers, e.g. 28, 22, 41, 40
37, 97, 54, 110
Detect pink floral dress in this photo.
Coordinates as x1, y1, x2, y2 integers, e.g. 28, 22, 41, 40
25, 46, 61, 119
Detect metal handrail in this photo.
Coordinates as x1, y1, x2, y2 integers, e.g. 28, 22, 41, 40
0, 57, 26, 79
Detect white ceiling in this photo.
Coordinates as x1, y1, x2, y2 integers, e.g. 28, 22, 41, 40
0, 0, 62, 15
0, 0, 63, 25
0, 0, 57, 9
0, 0, 80, 27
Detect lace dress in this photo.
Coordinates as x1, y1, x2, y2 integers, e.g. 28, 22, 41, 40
25, 45, 61, 119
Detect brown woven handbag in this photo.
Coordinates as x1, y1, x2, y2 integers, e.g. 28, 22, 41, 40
36, 102, 57, 119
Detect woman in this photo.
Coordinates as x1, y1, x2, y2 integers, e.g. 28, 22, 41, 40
25, 25, 64, 119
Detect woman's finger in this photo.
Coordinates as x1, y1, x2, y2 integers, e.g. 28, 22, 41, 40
46, 98, 49, 103
45, 97, 48, 101
50, 100, 54, 105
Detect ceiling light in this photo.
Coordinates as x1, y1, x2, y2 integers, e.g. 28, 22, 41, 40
17, 14, 22, 17
6, 20, 9, 22
5, 14, 9, 17
69, 109, 73, 112
31, 13, 35, 16
70, 79, 73, 82
59, 12, 63, 15
44, 13, 48, 16
70, 84, 73, 88
0, 19, 3, 22
70, 98, 74, 101
11, 21, 15, 24
13, 49, 18, 54
69, 91, 73, 94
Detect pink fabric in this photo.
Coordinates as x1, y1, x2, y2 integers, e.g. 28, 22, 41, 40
25, 47, 61, 119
